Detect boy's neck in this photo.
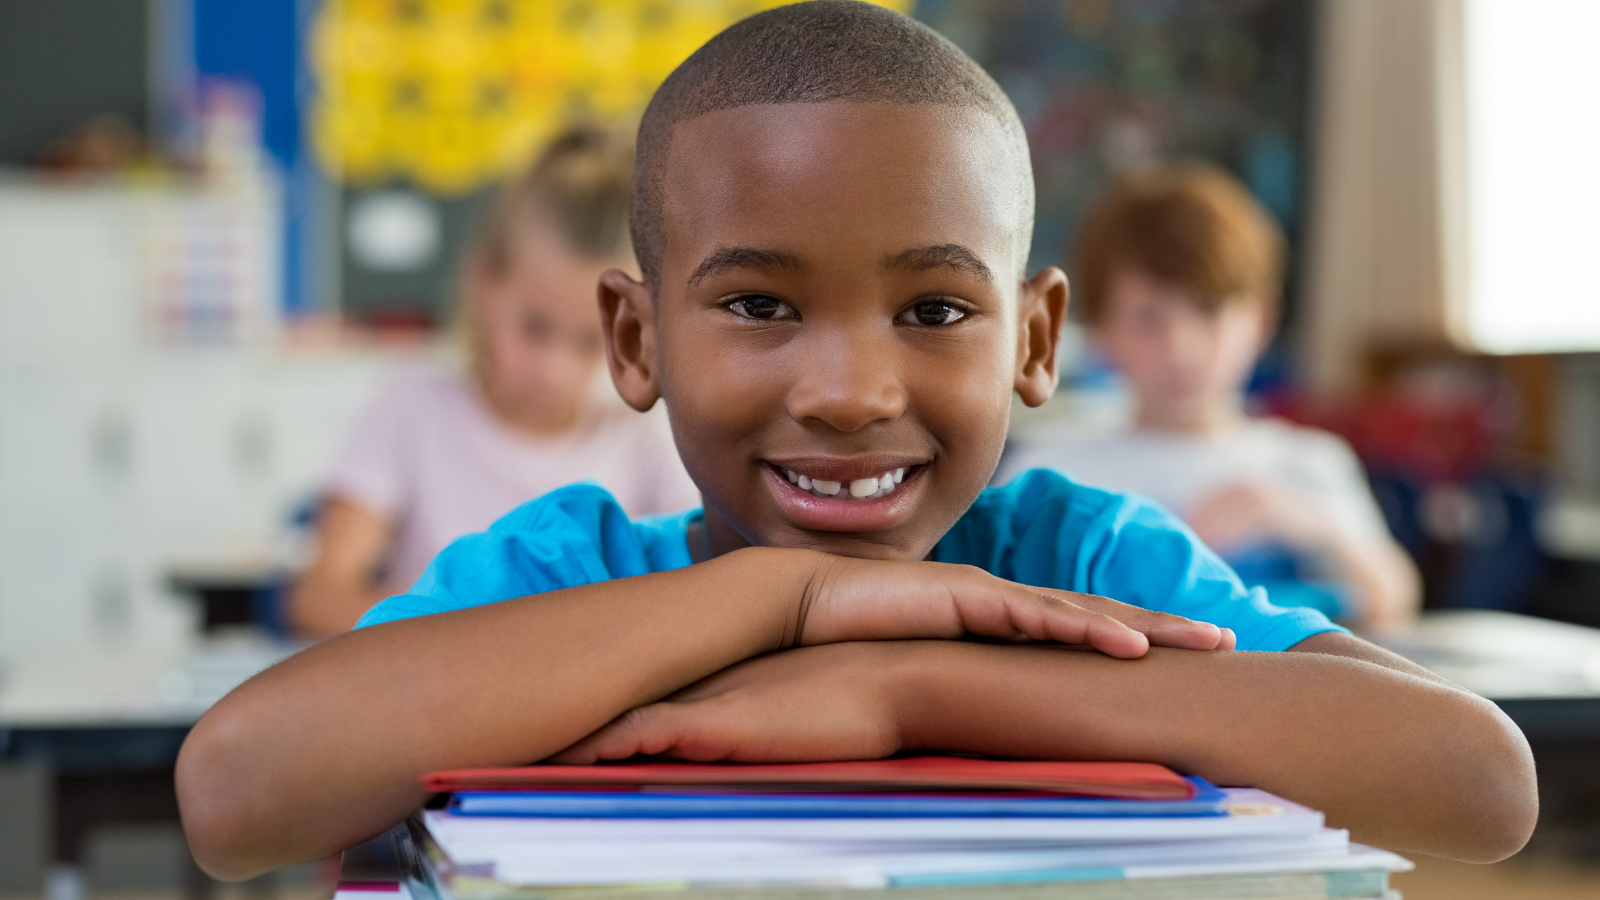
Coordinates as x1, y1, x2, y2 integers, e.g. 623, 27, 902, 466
1132, 395, 1248, 437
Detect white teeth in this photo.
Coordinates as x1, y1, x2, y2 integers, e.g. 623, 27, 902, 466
783, 467, 913, 499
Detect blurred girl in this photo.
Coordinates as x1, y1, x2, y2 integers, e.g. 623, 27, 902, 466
288, 126, 699, 637
1002, 164, 1419, 631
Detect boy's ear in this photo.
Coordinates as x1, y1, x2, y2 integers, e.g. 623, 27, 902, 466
598, 269, 662, 412
1014, 266, 1070, 408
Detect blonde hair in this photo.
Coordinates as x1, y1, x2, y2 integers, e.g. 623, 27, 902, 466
1073, 163, 1284, 325
458, 124, 635, 367
470, 123, 636, 276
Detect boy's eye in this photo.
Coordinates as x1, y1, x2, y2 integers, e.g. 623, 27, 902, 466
728, 295, 798, 320
898, 300, 968, 327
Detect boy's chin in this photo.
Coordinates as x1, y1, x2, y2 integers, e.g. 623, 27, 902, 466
774, 530, 932, 562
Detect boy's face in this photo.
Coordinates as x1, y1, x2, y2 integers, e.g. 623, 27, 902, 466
603, 102, 1065, 559
1092, 268, 1270, 424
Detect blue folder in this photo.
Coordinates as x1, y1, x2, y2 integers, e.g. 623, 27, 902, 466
449, 777, 1227, 819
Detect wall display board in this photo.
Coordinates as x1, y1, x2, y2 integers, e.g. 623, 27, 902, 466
304, 0, 1307, 329
307, 0, 911, 324
917, 0, 1312, 305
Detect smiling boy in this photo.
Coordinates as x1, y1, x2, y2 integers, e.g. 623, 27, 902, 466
177, 1, 1536, 880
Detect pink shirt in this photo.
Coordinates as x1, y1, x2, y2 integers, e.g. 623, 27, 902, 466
326, 365, 701, 590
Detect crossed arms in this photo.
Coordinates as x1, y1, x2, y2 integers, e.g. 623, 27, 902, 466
176, 547, 1536, 881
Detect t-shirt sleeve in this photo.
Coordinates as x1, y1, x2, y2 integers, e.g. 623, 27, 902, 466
1074, 491, 1349, 651
951, 470, 1348, 652
355, 484, 676, 628
324, 374, 412, 515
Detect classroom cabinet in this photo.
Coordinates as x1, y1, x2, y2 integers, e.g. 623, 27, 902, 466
0, 179, 387, 656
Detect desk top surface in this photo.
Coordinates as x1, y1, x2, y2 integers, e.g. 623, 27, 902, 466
0, 633, 302, 729
1373, 609, 1600, 700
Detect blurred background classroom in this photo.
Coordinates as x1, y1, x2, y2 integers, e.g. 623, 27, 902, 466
1, 0, 1599, 898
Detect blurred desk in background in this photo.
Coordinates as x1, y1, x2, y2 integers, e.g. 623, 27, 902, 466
1381, 610, 1600, 851
0, 633, 300, 731
0, 634, 302, 897
1378, 610, 1600, 739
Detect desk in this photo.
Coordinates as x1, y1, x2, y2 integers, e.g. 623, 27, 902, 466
1373, 609, 1600, 739
0, 634, 302, 898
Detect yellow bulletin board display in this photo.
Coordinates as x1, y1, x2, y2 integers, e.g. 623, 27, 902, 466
310, 0, 912, 195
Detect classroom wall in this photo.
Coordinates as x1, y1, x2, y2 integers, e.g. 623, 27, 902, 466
1299, 0, 1465, 395
0, 176, 390, 655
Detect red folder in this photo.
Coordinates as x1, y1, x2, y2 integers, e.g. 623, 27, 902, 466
422, 756, 1194, 800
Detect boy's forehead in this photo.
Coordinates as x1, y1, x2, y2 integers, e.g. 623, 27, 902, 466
656, 102, 1026, 289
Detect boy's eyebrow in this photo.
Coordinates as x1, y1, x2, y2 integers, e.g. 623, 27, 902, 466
688, 247, 804, 286
884, 244, 993, 282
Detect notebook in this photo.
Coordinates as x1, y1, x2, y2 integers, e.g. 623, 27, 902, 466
399, 758, 1414, 897
406, 791, 1411, 895
447, 777, 1226, 818
423, 756, 1196, 799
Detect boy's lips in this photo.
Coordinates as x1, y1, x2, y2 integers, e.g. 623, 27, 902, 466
760, 458, 927, 533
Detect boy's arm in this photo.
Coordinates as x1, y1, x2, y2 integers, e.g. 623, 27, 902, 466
904, 633, 1535, 862
177, 550, 1223, 880
561, 633, 1536, 863
183, 548, 831, 880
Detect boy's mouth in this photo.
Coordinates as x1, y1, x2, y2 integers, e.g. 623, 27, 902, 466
778, 466, 906, 500
760, 457, 928, 533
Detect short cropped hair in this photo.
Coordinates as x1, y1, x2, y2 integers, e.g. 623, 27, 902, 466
631, 0, 1032, 289
1073, 164, 1285, 325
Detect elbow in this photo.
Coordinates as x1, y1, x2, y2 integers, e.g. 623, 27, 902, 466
176, 703, 282, 881
1426, 693, 1539, 863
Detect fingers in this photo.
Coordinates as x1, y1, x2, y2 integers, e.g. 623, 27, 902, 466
549, 705, 684, 764
1064, 592, 1231, 651
942, 582, 1150, 659
802, 558, 1232, 657
1079, 610, 1151, 658
1010, 592, 1151, 659
983, 583, 1234, 657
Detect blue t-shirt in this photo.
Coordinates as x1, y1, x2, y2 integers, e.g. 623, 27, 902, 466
358, 469, 1345, 652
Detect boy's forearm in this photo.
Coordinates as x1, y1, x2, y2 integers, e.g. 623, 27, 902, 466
893, 634, 1535, 862
177, 547, 817, 880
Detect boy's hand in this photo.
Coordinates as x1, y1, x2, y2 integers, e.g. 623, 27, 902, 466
796, 555, 1234, 659
550, 643, 908, 765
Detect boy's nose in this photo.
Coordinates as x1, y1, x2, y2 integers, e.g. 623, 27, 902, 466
785, 332, 908, 433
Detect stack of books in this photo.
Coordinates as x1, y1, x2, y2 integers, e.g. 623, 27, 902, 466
344, 757, 1411, 900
